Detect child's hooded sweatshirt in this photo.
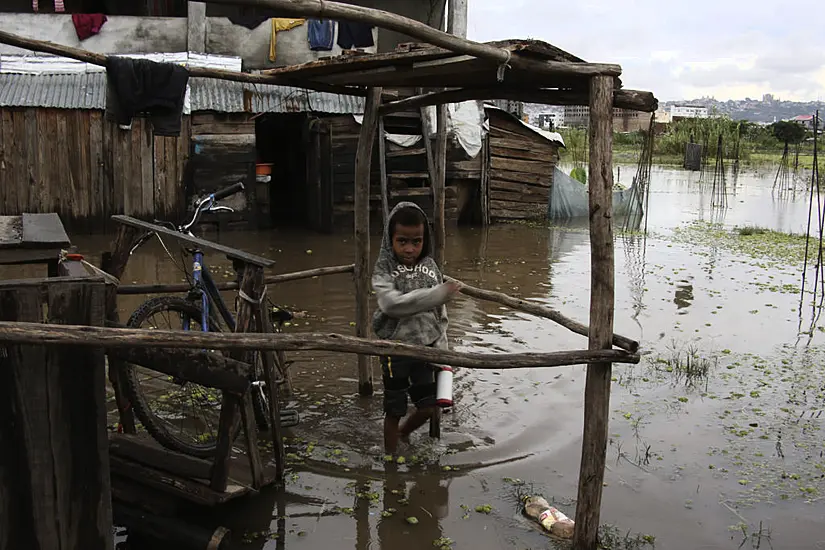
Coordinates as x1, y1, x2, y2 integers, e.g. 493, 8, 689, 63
372, 201, 452, 350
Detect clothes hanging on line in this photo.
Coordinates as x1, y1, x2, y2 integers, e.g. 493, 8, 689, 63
32, 0, 65, 12
72, 14, 108, 41
269, 18, 306, 62
337, 21, 374, 49
307, 19, 334, 51
105, 57, 189, 137
228, 15, 270, 30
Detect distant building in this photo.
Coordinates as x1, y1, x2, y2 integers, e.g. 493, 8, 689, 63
654, 107, 672, 124
670, 105, 709, 120
560, 105, 653, 131
763, 94, 774, 103
537, 112, 564, 130
789, 114, 818, 130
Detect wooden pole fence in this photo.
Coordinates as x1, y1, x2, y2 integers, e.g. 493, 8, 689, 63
116, 264, 355, 295
445, 277, 638, 353
0, 322, 639, 370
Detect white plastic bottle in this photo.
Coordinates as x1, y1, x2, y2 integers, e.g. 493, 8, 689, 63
435, 365, 453, 407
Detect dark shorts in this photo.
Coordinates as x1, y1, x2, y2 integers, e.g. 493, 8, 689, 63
381, 355, 437, 417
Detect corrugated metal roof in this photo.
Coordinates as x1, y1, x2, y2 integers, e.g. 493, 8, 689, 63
0, 72, 363, 114
189, 78, 364, 114
0, 72, 106, 109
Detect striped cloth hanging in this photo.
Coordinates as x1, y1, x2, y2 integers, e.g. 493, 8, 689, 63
32, 0, 38, 12
54, 0, 65, 12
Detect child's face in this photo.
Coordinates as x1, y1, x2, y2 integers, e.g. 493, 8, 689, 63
392, 223, 425, 266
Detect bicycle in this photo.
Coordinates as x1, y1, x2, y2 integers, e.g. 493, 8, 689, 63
122, 182, 297, 458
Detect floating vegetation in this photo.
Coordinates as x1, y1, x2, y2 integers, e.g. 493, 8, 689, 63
670, 221, 817, 266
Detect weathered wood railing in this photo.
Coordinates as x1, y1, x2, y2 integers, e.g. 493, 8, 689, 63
0, 276, 113, 550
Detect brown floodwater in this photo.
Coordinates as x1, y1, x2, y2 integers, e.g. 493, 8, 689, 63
20, 164, 825, 550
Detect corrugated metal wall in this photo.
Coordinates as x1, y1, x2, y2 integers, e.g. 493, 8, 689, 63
0, 107, 189, 229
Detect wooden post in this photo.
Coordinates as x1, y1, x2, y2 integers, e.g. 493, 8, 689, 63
573, 75, 616, 550
433, 104, 448, 267
0, 277, 113, 550
254, 302, 287, 483
378, 116, 390, 225
354, 88, 382, 397
101, 224, 144, 435
211, 264, 263, 492
448, 0, 468, 38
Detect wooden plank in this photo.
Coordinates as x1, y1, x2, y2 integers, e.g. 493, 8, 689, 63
89, 111, 104, 223
108, 347, 252, 394
491, 136, 555, 153
0, 278, 112, 550
488, 168, 550, 187
57, 259, 91, 278
109, 433, 212, 481
141, 117, 155, 218
56, 111, 74, 219
254, 301, 286, 481
210, 265, 262, 493
490, 155, 553, 175
378, 117, 389, 225
355, 88, 381, 397
489, 199, 547, 217
153, 134, 169, 220
12, 110, 28, 215
433, 104, 447, 267
23, 111, 40, 216
481, 137, 490, 225
491, 145, 556, 162
239, 392, 264, 490
2, 111, 17, 215
573, 75, 615, 550
21, 213, 70, 248
490, 190, 548, 204
111, 215, 275, 268
489, 179, 549, 195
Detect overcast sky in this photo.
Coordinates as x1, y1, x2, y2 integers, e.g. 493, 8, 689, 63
468, 0, 825, 102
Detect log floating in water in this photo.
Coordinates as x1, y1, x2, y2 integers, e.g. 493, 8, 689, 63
444, 277, 639, 353
0, 322, 640, 369
116, 264, 355, 295
113, 501, 230, 550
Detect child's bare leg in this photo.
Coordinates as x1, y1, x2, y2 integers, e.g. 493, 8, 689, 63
384, 416, 402, 454
399, 407, 435, 440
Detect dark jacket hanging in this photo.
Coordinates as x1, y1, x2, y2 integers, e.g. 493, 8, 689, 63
105, 57, 190, 137
337, 21, 374, 49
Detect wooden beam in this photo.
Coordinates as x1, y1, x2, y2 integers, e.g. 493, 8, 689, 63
201, 0, 621, 78
448, 0, 469, 38
0, 29, 366, 98
107, 348, 252, 394
378, 117, 390, 225
380, 87, 658, 114
0, 321, 641, 369
573, 75, 615, 550
433, 104, 448, 267
116, 264, 354, 295
354, 88, 382, 397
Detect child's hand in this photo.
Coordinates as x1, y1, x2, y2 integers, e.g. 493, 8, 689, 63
445, 281, 463, 296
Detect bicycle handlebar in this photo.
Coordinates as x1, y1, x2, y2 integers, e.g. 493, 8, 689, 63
212, 182, 245, 201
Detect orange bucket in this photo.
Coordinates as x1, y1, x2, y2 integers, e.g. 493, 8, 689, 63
256, 163, 273, 176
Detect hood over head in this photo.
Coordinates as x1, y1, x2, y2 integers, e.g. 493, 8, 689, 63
379, 200, 433, 263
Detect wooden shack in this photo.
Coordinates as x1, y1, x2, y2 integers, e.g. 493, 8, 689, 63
484, 105, 562, 222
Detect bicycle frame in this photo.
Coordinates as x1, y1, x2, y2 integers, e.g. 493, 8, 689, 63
186, 249, 237, 333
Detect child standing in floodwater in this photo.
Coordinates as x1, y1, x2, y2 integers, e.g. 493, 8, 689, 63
371, 201, 461, 454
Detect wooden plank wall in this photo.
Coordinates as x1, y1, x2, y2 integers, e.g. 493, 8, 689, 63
487, 112, 559, 221
0, 108, 190, 229
190, 113, 256, 227
326, 115, 472, 229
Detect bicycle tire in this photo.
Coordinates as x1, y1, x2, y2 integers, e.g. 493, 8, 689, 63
121, 296, 243, 458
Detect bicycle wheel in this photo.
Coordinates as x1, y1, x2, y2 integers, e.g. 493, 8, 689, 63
122, 296, 242, 458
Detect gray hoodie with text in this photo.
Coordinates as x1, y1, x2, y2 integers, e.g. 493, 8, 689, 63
371, 201, 451, 350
